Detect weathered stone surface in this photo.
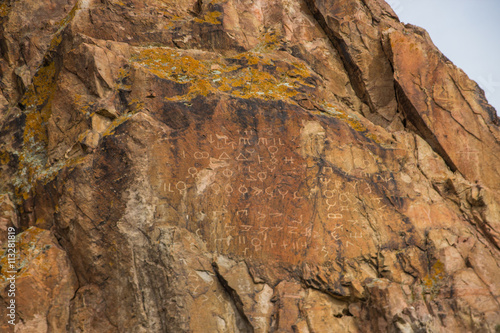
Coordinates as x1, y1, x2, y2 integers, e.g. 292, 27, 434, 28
0, 0, 499, 332
0, 227, 78, 332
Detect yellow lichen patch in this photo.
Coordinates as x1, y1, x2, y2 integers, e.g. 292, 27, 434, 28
21, 62, 56, 111
56, 1, 80, 28
365, 133, 380, 143
14, 61, 58, 200
194, 11, 222, 25
132, 47, 316, 103
0, 227, 47, 281
102, 112, 135, 137
319, 102, 380, 142
422, 260, 446, 299
0, 2, 10, 17
252, 30, 284, 53
0, 151, 9, 165
72, 94, 92, 115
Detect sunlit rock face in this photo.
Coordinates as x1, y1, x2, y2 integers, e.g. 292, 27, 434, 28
0, 0, 499, 332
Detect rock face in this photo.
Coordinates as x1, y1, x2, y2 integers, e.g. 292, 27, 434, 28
0, 0, 499, 332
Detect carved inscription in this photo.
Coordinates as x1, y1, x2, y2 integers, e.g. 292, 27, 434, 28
150, 119, 398, 262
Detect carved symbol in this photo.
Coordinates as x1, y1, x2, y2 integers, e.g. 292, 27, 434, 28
330, 232, 340, 240
339, 193, 350, 203
224, 224, 236, 234
239, 185, 249, 194
326, 199, 336, 210
223, 169, 234, 178
237, 209, 248, 216
288, 226, 298, 235
323, 167, 333, 174
320, 178, 331, 185
350, 232, 363, 239
219, 152, 230, 160
165, 182, 175, 193
225, 184, 234, 194
258, 138, 268, 145
278, 189, 288, 199
257, 155, 265, 164
236, 153, 249, 161
258, 226, 269, 234
251, 238, 262, 250
291, 215, 303, 224
208, 135, 215, 143
258, 172, 267, 182
252, 187, 263, 195
293, 191, 304, 200
241, 225, 252, 232
210, 183, 221, 194
321, 246, 329, 258
284, 157, 294, 164
257, 212, 266, 220
194, 151, 210, 159
265, 187, 274, 197
188, 167, 198, 177
268, 146, 279, 154
324, 189, 336, 199
348, 181, 359, 190
327, 213, 343, 219
267, 165, 277, 172
176, 181, 187, 193
239, 137, 251, 145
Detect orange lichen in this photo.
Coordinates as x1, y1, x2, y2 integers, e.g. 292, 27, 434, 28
0, 227, 48, 281
56, 1, 80, 28
132, 47, 315, 102
0, 151, 9, 165
194, 11, 222, 25
320, 102, 380, 142
0, 2, 10, 17
422, 260, 446, 299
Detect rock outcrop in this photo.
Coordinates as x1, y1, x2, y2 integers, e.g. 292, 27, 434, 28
0, 0, 499, 332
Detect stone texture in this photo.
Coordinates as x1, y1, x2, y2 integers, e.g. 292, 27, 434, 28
0, 0, 499, 332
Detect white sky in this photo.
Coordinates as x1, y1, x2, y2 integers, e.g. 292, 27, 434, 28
390, 0, 500, 114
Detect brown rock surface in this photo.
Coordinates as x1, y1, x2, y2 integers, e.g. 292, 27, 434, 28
0, 0, 499, 332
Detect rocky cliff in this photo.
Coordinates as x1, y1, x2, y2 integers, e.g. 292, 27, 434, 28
0, 0, 499, 332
